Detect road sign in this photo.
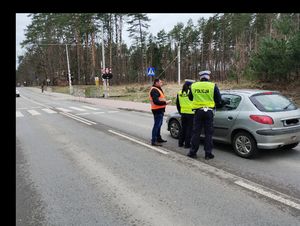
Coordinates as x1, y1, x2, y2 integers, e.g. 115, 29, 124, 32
147, 67, 155, 76
101, 67, 113, 79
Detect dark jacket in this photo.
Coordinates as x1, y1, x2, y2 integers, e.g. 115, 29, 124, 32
150, 85, 166, 114
176, 94, 180, 114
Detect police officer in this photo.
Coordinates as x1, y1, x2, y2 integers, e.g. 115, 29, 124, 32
149, 78, 172, 146
176, 80, 195, 148
187, 70, 222, 160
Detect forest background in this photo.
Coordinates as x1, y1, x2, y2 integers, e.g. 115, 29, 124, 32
16, 13, 300, 105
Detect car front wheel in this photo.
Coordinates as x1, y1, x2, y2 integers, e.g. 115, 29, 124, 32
233, 131, 258, 158
169, 119, 181, 139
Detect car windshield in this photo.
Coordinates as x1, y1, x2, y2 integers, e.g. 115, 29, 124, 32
250, 92, 297, 112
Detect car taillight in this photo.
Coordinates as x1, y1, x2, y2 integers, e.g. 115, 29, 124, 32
250, 115, 274, 125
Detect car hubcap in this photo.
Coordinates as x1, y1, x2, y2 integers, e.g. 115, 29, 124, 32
235, 136, 251, 155
170, 122, 179, 138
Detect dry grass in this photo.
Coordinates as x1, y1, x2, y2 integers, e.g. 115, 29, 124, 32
108, 79, 300, 106
50, 79, 300, 107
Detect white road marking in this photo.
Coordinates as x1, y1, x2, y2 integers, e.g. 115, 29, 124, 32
108, 130, 168, 155
107, 111, 119, 113
20, 95, 50, 108
56, 107, 72, 112
16, 111, 24, 117
81, 105, 99, 110
41, 108, 57, 114
17, 106, 41, 110
235, 180, 300, 210
27, 110, 41, 116
69, 106, 86, 111
76, 112, 90, 116
60, 112, 97, 125
93, 112, 105, 114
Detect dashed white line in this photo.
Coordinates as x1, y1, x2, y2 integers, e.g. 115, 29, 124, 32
81, 105, 99, 110
76, 112, 90, 116
69, 106, 86, 111
41, 108, 57, 114
56, 107, 72, 112
16, 111, 24, 117
27, 109, 41, 116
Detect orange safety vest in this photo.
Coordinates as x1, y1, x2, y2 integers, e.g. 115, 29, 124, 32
149, 87, 167, 110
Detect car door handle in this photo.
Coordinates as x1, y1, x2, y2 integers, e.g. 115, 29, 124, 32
228, 116, 233, 120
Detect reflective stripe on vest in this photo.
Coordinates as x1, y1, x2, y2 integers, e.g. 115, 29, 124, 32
191, 82, 215, 109
178, 90, 194, 114
149, 87, 166, 110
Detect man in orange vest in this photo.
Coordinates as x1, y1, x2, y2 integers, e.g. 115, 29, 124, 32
149, 78, 172, 146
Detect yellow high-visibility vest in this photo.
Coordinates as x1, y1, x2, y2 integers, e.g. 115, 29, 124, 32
191, 81, 215, 109
177, 90, 194, 114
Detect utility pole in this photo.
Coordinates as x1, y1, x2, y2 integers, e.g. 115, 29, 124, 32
178, 42, 181, 86
101, 24, 108, 98
65, 44, 73, 94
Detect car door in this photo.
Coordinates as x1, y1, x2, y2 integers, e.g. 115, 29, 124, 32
213, 94, 242, 142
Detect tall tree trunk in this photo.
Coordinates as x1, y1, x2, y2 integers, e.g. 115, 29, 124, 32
75, 30, 81, 85
91, 31, 96, 81
84, 33, 89, 85
109, 14, 113, 68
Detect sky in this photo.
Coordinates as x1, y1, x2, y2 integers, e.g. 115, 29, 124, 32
16, 13, 214, 68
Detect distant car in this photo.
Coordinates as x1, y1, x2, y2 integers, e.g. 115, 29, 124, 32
16, 89, 20, 97
166, 89, 300, 158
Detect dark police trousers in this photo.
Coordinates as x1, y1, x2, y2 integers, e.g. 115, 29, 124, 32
179, 113, 194, 147
189, 109, 214, 155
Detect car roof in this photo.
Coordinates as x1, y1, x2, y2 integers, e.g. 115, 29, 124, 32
221, 89, 280, 96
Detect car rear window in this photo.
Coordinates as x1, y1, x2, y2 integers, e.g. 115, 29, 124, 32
250, 92, 297, 112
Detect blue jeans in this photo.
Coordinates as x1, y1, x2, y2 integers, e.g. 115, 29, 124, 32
151, 112, 164, 143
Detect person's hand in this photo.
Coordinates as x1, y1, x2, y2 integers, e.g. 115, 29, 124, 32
166, 100, 172, 105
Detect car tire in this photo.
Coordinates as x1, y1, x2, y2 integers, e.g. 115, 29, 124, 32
232, 131, 258, 158
169, 119, 181, 139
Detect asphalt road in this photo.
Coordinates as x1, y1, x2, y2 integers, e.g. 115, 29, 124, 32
16, 87, 300, 225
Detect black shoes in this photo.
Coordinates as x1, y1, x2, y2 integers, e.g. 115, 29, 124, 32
157, 138, 167, 143
187, 152, 197, 159
187, 152, 214, 160
179, 143, 190, 148
151, 142, 162, 146
205, 153, 214, 160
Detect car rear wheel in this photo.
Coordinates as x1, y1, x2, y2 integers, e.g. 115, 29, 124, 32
233, 131, 258, 158
169, 119, 181, 139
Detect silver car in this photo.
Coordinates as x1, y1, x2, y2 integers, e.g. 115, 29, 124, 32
16, 88, 20, 97
166, 89, 300, 158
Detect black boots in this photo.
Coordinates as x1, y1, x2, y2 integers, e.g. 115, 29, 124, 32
187, 152, 214, 160
157, 138, 167, 143
187, 152, 197, 159
151, 142, 162, 146
205, 153, 214, 160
